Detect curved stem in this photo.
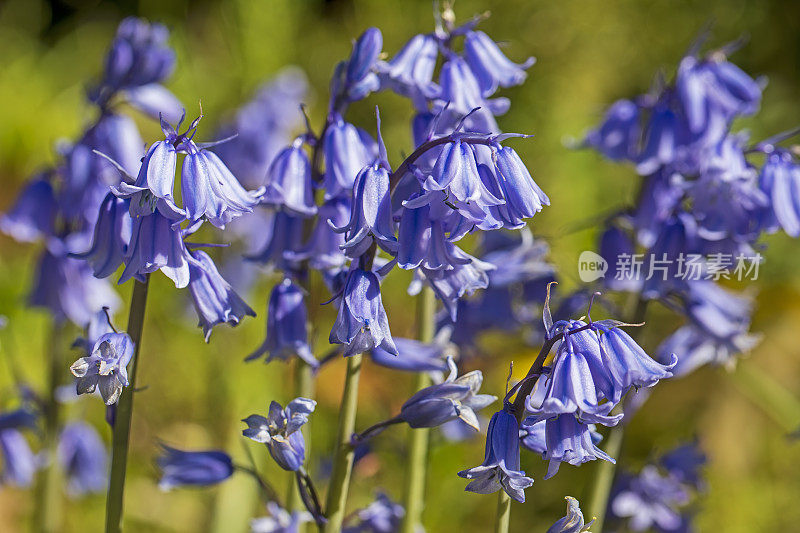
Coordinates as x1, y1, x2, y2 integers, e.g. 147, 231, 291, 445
322, 353, 363, 533
351, 415, 403, 445
494, 491, 511, 533
105, 277, 150, 533
400, 287, 436, 533
32, 323, 67, 533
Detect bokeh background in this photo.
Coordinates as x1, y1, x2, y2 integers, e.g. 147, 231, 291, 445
1, 0, 800, 531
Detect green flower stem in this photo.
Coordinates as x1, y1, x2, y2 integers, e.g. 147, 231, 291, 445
105, 276, 150, 533
32, 323, 67, 533
586, 296, 649, 532
287, 360, 315, 531
400, 286, 436, 533
323, 353, 363, 533
494, 490, 512, 533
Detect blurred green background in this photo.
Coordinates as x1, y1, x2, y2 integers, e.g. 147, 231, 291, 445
1, 0, 800, 531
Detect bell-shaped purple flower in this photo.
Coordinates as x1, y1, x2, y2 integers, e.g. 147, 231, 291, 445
70, 332, 134, 405
660, 441, 706, 490
330, 162, 397, 256
596, 324, 676, 396
397, 203, 472, 271
760, 149, 800, 237
71, 192, 132, 278
120, 210, 190, 288
684, 280, 753, 341
262, 140, 316, 216
534, 414, 616, 479
346, 28, 382, 89
547, 496, 594, 533
493, 144, 550, 219
58, 422, 108, 497
464, 30, 535, 97
583, 98, 641, 162
458, 409, 534, 503
0, 176, 56, 242
247, 210, 306, 271
102, 17, 175, 91
242, 398, 316, 472
378, 33, 439, 108
111, 138, 181, 219
436, 57, 509, 116
657, 323, 759, 377
288, 198, 350, 271
423, 140, 505, 211
247, 279, 317, 367
187, 250, 255, 342
322, 116, 377, 200
414, 251, 494, 321
677, 53, 761, 137
370, 336, 451, 373
29, 250, 120, 326
182, 146, 263, 228
399, 358, 496, 429
0, 429, 36, 487
636, 97, 688, 175
157, 445, 234, 490
330, 268, 397, 357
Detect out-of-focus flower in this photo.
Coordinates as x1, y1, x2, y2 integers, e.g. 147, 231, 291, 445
71, 192, 132, 278
157, 445, 234, 490
464, 30, 535, 97
58, 422, 108, 497
370, 336, 451, 373
0, 429, 36, 488
251, 502, 313, 533
0, 176, 56, 242
343, 492, 405, 533
378, 33, 439, 108
760, 149, 800, 237
242, 398, 316, 472
610, 466, 690, 532
583, 99, 641, 161
322, 116, 377, 200
70, 332, 134, 405
261, 140, 316, 217
247, 279, 317, 367
458, 409, 533, 503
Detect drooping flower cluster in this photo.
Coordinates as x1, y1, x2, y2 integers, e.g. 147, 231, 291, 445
583, 37, 800, 376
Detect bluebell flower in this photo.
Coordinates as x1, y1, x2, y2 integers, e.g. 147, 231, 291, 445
458, 409, 534, 503
0, 409, 38, 433
288, 198, 350, 271
378, 33, 439, 108
261, 139, 316, 216
330, 268, 397, 357
531, 414, 616, 479
464, 30, 535, 97
642, 214, 698, 299
251, 502, 313, 533
610, 466, 690, 532
61, 113, 144, 224
0, 175, 56, 242
330, 160, 397, 257
493, 144, 550, 219
547, 496, 594, 533
58, 422, 108, 497
247, 210, 306, 271
343, 492, 404, 533
636, 95, 689, 176
435, 56, 509, 116
660, 441, 706, 490
596, 323, 676, 397
683, 280, 753, 342
657, 324, 759, 377
583, 99, 641, 161
599, 224, 643, 292
101, 17, 175, 91
71, 192, 132, 278
322, 116, 377, 200
760, 149, 800, 237
0, 429, 36, 488
399, 357, 496, 429
247, 279, 317, 367
70, 332, 134, 405
676, 52, 761, 139
370, 336, 451, 373
30, 249, 120, 326
632, 170, 686, 248
215, 68, 308, 189
157, 445, 234, 490
187, 250, 255, 342
397, 202, 473, 271
182, 144, 263, 228
343, 28, 382, 101
413, 251, 494, 321
118, 210, 190, 287
242, 398, 316, 472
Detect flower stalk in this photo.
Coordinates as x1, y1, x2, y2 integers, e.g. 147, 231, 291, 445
494, 491, 511, 533
105, 276, 150, 533
323, 353, 363, 532
400, 286, 436, 533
